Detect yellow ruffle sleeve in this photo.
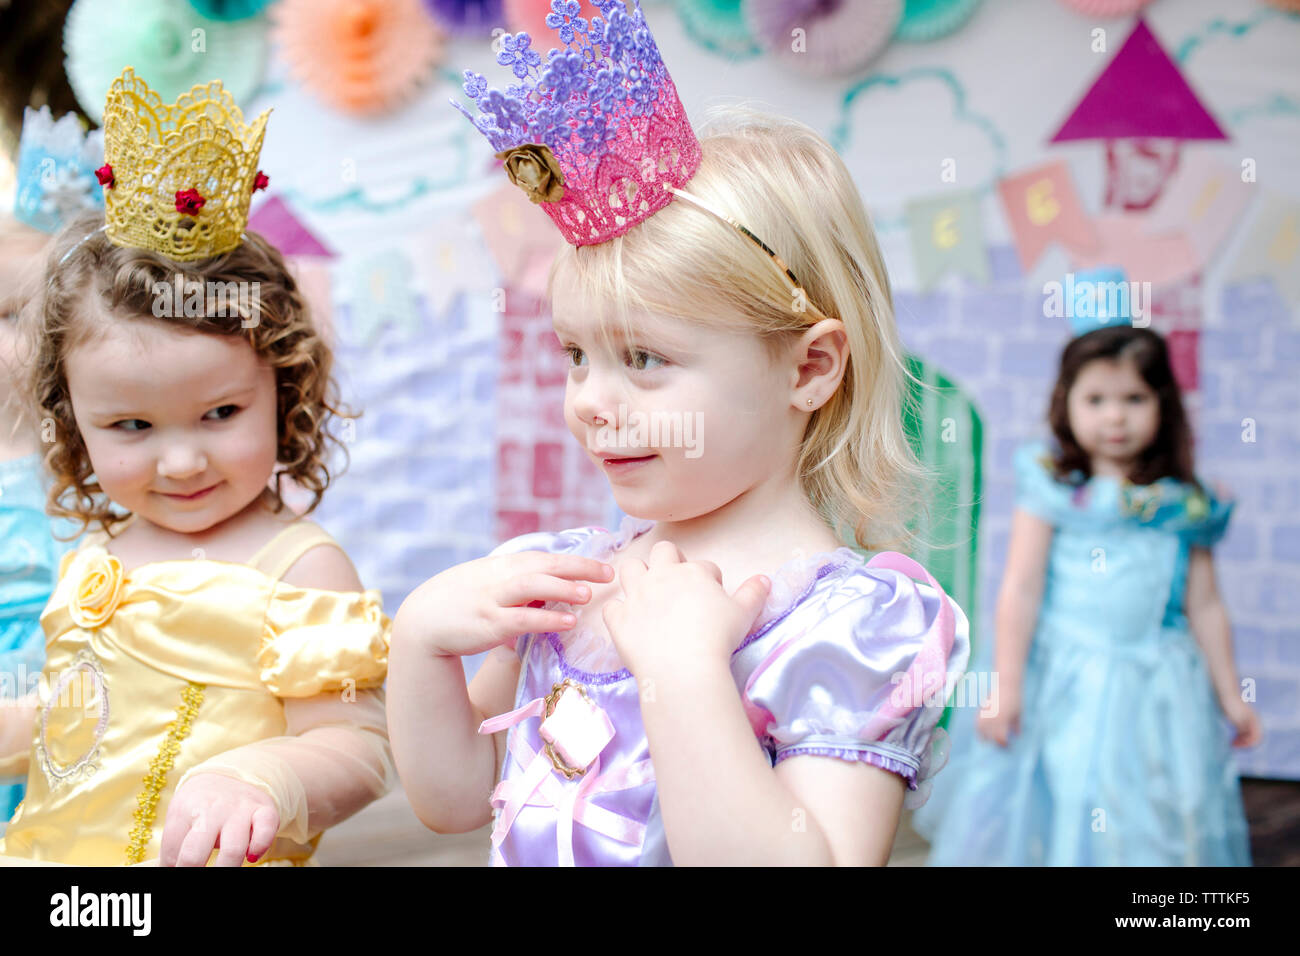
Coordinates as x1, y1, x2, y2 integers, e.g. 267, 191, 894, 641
259, 585, 391, 697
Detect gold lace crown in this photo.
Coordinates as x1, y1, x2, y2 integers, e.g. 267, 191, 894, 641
101, 67, 270, 262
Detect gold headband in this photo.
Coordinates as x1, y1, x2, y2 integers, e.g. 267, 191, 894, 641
666, 185, 827, 319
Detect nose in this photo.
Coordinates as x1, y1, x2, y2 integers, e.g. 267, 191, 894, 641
570, 366, 623, 430
156, 440, 208, 481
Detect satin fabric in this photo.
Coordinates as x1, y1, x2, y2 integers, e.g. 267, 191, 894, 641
0, 535, 389, 865
484, 516, 970, 866
0, 454, 70, 824
913, 441, 1251, 866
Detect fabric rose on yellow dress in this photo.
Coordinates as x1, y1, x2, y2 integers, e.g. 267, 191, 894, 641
69, 552, 126, 629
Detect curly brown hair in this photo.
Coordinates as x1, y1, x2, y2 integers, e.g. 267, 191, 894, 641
26, 211, 352, 536
1047, 325, 1198, 489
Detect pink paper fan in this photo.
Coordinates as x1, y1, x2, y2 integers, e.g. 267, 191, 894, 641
744, 0, 902, 77
274, 0, 444, 115
1057, 0, 1153, 16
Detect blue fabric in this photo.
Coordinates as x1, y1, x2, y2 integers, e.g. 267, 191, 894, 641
913, 440, 1251, 865
0, 455, 72, 823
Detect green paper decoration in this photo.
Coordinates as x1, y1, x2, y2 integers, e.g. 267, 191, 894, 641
672, 0, 763, 60
901, 354, 983, 731
64, 0, 268, 123
897, 0, 982, 42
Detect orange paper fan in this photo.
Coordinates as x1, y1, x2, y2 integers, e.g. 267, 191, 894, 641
274, 0, 444, 114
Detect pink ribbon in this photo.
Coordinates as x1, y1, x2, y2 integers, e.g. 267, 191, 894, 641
479, 696, 654, 866
858, 551, 957, 742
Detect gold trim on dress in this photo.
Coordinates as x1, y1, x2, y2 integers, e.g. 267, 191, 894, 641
541, 679, 595, 780
125, 682, 205, 864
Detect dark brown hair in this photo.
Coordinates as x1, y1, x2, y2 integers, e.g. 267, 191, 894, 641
28, 211, 351, 536
1047, 325, 1198, 488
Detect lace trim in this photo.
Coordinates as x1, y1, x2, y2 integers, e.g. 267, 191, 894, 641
125, 682, 205, 864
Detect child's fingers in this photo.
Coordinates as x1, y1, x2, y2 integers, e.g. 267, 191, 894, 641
646, 540, 684, 567
602, 597, 624, 633
498, 606, 577, 637
159, 803, 192, 866
174, 815, 220, 867
514, 552, 614, 584
214, 812, 252, 868
246, 805, 279, 863
617, 558, 648, 592
695, 559, 724, 584
496, 573, 592, 608
730, 574, 771, 619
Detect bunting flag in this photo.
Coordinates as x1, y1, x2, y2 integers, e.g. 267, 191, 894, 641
1143, 153, 1253, 268
1225, 197, 1300, 304
905, 191, 989, 290
1072, 214, 1198, 288
998, 160, 1099, 271
472, 180, 564, 300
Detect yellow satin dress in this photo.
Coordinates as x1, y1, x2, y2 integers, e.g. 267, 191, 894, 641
0, 520, 389, 866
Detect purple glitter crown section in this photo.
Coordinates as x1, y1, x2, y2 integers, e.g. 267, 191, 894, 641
451, 0, 701, 245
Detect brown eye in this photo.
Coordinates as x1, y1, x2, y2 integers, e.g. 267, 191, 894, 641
626, 348, 665, 371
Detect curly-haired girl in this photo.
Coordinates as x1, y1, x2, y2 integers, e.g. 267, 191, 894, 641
0, 211, 394, 866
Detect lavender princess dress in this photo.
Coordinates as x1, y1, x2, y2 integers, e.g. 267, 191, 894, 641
478, 517, 971, 866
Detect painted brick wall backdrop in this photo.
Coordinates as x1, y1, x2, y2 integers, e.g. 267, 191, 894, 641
235, 0, 1300, 778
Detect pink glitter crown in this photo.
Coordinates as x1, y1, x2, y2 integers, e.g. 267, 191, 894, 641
451, 0, 701, 246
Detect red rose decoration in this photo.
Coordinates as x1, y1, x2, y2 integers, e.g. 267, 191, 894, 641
95, 164, 115, 188
175, 189, 206, 215
252, 170, 270, 193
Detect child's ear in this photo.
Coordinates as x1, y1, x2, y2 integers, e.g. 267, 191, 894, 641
790, 319, 848, 411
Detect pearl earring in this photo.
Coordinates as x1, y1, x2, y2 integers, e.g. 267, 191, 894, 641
806, 399, 814, 407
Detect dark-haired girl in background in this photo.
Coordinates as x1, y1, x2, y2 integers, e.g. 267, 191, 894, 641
916, 317, 1260, 866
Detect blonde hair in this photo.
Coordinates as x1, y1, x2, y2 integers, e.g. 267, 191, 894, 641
549, 106, 927, 552
28, 211, 351, 537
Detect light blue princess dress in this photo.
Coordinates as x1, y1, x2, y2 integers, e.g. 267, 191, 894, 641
912, 440, 1251, 866
1, 454, 70, 825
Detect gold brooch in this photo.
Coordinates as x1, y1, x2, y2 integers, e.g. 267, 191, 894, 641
539, 678, 613, 780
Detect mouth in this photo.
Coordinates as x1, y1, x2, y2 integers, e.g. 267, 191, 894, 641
158, 482, 221, 502
595, 453, 657, 473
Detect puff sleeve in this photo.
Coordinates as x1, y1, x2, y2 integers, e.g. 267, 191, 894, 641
1181, 486, 1234, 549
259, 585, 390, 697
1013, 440, 1074, 524
745, 554, 971, 809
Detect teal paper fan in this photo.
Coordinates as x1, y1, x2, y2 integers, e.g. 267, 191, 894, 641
673, 0, 763, 60
187, 0, 273, 20
65, 0, 269, 123
896, 0, 982, 42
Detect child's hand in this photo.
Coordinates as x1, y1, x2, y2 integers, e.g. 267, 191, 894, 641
159, 773, 280, 867
602, 540, 770, 682
976, 681, 1022, 748
403, 552, 614, 658
1222, 697, 1262, 749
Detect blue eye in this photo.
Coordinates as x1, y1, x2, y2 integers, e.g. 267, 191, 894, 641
204, 404, 240, 421
626, 349, 666, 371
114, 419, 151, 432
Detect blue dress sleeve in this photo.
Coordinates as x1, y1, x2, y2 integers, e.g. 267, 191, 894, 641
1012, 440, 1074, 523
744, 556, 971, 809
1183, 486, 1233, 549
